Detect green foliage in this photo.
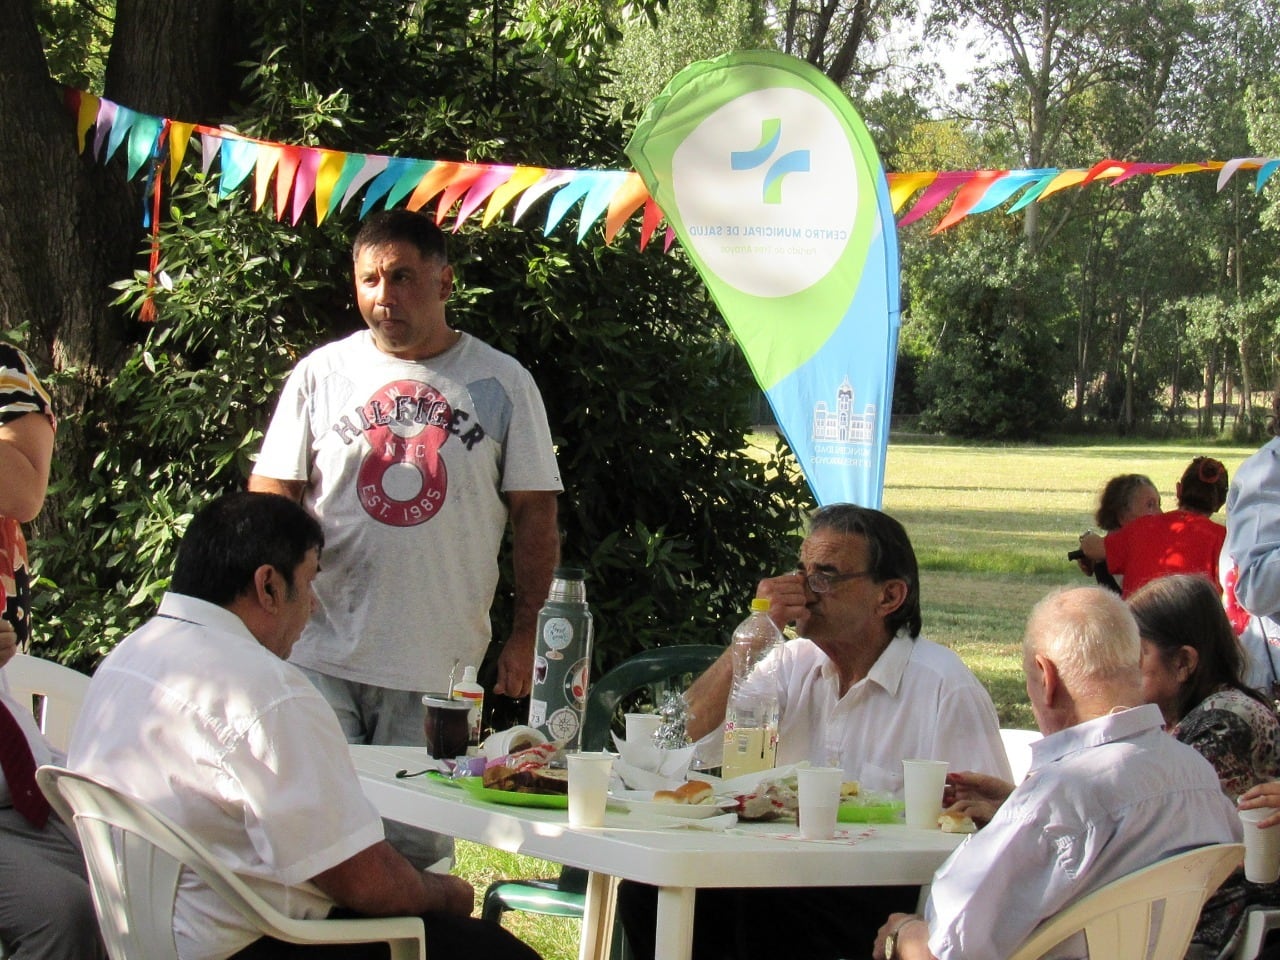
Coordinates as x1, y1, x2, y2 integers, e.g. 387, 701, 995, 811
36, 0, 113, 89
908, 230, 1065, 438
605, 0, 773, 120
32, 180, 341, 666
31, 0, 807, 676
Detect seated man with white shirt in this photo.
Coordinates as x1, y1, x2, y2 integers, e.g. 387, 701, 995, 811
68, 492, 538, 960
873, 586, 1240, 960
619, 504, 1011, 960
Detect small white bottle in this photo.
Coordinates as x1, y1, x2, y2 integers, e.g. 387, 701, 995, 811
451, 665, 485, 749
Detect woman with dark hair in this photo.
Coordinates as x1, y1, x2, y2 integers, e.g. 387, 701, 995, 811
1130, 574, 1279, 795
1076, 473, 1160, 593
1129, 574, 1280, 958
1080, 457, 1229, 598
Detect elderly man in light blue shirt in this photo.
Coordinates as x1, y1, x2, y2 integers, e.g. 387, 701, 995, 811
874, 586, 1240, 960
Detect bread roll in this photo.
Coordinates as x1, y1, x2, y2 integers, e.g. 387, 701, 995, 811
937, 810, 977, 834
676, 780, 713, 804
653, 781, 714, 804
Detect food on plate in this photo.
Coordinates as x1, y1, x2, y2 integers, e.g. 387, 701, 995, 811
730, 773, 896, 822
731, 774, 799, 821
480, 742, 569, 794
482, 764, 570, 794
937, 810, 977, 834
653, 780, 714, 805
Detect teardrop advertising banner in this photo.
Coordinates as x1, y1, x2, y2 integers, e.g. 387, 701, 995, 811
627, 50, 900, 507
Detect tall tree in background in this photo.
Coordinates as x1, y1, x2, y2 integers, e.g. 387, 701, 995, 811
929, 0, 1195, 250
0, 0, 246, 500
776, 0, 919, 88
607, 0, 773, 118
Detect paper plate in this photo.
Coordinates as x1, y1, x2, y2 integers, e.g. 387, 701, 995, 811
430, 773, 569, 809
610, 788, 735, 819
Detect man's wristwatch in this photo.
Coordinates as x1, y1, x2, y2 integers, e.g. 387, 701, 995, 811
884, 916, 920, 960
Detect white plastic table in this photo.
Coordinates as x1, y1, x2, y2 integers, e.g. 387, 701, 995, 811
352, 744, 965, 960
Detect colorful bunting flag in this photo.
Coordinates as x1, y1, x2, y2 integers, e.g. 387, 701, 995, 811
62, 88, 1280, 248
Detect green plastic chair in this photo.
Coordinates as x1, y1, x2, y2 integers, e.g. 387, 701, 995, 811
480, 644, 723, 928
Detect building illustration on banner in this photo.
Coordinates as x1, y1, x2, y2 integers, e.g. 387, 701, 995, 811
812, 376, 875, 446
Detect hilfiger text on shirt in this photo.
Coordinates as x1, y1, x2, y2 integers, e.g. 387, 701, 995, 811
334, 379, 486, 528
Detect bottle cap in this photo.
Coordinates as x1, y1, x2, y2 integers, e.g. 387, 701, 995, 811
553, 565, 586, 580
461, 665, 478, 683
750, 598, 771, 612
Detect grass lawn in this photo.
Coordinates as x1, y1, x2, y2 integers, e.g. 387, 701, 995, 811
459, 436, 1259, 958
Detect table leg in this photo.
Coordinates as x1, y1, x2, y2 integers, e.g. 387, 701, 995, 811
654, 885, 696, 960
579, 872, 618, 960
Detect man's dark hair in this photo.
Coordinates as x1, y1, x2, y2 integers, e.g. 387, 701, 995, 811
809, 504, 922, 638
171, 493, 324, 606
352, 209, 448, 264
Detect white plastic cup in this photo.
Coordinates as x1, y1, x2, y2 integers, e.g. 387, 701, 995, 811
567, 752, 615, 827
480, 725, 547, 760
797, 766, 845, 840
902, 759, 949, 830
1240, 807, 1280, 883
625, 713, 664, 746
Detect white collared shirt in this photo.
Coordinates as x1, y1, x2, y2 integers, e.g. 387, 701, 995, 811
764, 634, 1012, 792
68, 593, 385, 960
925, 704, 1240, 960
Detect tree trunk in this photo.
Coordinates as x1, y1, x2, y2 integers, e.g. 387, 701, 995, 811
1203, 356, 1217, 435
0, 0, 136, 493
1220, 366, 1230, 433
0, 0, 247, 538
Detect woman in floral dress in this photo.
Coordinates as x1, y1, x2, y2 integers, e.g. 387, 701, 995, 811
1130, 573, 1280, 957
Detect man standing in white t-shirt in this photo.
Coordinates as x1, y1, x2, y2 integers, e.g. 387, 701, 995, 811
249, 210, 562, 864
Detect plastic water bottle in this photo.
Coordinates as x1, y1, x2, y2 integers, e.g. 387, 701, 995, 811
450, 665, 486, 749
722, 598, 784, 779
528, 566, 594, 751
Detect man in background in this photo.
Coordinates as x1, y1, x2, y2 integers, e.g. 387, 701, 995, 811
1223, 391, 1280, 695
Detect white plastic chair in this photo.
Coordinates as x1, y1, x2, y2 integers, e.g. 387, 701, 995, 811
4, 653, 90, 752
36, 766, 426, 960
999, 727, 1041, 784
1006, 843, 1244, 960
1233, 906, 1280, 959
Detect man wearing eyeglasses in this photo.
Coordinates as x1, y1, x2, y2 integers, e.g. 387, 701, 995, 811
685, 503, 1009, 792
619, 504, 1010, 960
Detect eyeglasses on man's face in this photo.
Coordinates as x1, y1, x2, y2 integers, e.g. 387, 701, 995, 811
797, 568, 875, 594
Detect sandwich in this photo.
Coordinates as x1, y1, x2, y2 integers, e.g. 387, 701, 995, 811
481, 743, 569, 794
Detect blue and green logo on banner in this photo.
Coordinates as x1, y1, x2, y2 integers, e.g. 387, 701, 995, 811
627, 50, 900, 508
